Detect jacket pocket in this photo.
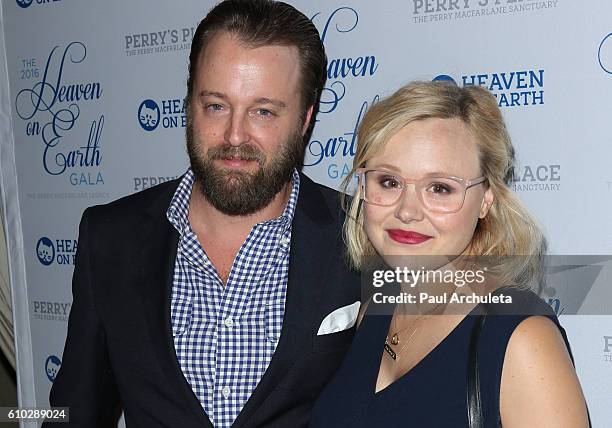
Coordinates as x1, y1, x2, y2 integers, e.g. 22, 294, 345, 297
312, 327, 355, 353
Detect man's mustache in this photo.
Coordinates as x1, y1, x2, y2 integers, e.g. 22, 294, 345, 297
207, 144, 265, 166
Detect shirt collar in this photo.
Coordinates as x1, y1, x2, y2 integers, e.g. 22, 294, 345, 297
167, 168, 300, 234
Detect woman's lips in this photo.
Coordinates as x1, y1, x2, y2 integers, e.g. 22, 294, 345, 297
386, 229, 433, 245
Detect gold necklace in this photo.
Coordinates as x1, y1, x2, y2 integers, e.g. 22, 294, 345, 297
389, 314, 421, 345
384, 298, 446, 361
384, 315, 424, 361
384, 326, 419, 361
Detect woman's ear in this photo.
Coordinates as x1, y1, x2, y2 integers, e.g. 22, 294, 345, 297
479, 188, 494, 219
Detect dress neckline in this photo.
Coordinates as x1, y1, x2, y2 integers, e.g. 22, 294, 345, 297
372, 305, 480, 396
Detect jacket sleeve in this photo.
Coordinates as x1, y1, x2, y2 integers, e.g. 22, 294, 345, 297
44, 208, 122, 427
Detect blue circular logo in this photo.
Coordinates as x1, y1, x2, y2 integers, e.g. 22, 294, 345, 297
433, 74, 457, 84
36, 237, 55, 266
45, 355, 62, 383
598, 33, 612, 75
138, 99, 160, 131
16, 0, 33, 8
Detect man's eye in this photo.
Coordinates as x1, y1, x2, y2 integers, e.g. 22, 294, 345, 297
205, 103, 224, 112
256, 108, 274, 117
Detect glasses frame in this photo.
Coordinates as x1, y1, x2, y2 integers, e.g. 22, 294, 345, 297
355, 168, 487, 213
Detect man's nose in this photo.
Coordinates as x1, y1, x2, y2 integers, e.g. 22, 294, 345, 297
225, 112, 250, 146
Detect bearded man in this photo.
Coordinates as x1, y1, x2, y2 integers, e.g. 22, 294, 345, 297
46, 1, 360, 427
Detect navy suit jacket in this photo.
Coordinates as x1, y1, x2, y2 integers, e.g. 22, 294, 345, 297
44, 173, 361, 427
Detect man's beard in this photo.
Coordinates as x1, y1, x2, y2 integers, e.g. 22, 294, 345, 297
186, 121, 304, 216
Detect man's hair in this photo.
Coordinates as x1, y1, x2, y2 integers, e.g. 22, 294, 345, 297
186, 0, 327, 129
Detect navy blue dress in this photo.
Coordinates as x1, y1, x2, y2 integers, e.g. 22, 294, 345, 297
310, 289, 571, 427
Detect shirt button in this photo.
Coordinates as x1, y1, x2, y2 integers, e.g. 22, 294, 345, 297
224, 317, 234, 328
279, 235, 290, 246
222, 386, 231, 398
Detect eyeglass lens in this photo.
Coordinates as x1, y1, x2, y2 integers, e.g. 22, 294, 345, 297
362, 170, 466, 212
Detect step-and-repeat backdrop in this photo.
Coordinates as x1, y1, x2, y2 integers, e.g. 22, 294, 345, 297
1, 0, 611, 426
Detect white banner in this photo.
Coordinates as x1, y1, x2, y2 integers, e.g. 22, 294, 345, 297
0, 0, 610, 426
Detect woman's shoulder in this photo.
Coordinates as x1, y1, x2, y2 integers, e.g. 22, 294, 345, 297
476, 286, 567, 360
498, 310, 588, 426
476, 288, 589, 427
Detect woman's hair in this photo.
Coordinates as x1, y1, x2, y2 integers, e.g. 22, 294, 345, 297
341, 80, 546, 287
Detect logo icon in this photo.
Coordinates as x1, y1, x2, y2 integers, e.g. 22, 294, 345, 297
433, 74, 457, 84
36, 237, 55, 266
16, 0, 33, 8
138, 99, 160, 131
546, 297, 565, 316
598, 33, 612, 75
45, 355, 62, 382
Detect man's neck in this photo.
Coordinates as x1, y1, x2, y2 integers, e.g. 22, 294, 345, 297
187, 179, 293, 283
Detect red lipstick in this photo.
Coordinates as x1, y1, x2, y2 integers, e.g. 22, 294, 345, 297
386, 229, 432, 245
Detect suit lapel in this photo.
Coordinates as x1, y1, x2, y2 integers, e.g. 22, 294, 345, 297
232, 173, 336, 427
135, 182, 213, 427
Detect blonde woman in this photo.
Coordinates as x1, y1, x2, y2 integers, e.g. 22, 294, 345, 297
310, 81, 589, 427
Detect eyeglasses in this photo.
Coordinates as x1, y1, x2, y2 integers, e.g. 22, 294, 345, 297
356, 168, 486, 213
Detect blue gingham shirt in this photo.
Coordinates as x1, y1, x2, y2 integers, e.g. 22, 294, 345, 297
166, 168, 299, 428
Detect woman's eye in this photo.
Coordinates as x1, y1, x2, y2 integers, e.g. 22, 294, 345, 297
380, 177, 401, 189
428, 183, 452, 194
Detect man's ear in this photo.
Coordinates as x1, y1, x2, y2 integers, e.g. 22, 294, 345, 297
301, 105, 314, 135
479, 187, 494, 219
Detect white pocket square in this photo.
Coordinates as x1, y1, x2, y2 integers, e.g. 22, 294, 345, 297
317, 301, 361, 335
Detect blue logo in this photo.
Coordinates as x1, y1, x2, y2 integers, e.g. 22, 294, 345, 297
433, 69, 544, 108
138, 99, 160, 131
45, 355, 62, 382
36, 237, 55, 266
305, 6, 380, 182
137, 98, 186, 131
547, 297, 565, 316
16, 0, 33, 8
36, 237, 77, 266
598, 33, 612, 75
433, 74, 457, 84
14, 42, 104, 185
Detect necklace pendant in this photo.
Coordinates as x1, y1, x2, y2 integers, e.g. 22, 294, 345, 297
391, 333, 399, 345
384, 339, 397, 360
